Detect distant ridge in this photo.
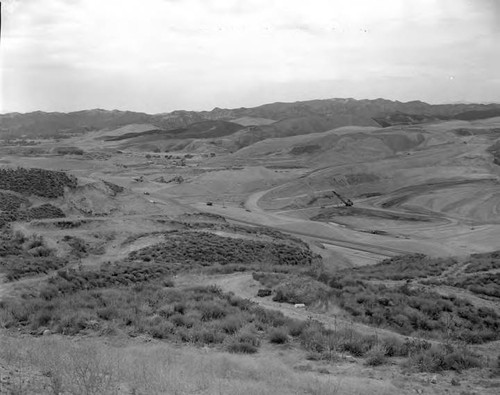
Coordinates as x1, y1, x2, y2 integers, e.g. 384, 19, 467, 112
2, 98, 500, 138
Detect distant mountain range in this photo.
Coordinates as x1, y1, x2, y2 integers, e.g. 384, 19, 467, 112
2, 98, 500, 139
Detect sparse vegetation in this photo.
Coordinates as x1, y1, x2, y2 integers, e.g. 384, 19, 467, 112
405, 344, 483, 373
41, 262, 171, 296
464, 250, 500, 273
0, 231, 65, 280
1, 279, 294, 353
426, 273, 500, 299
258, 259, 500, 344
0, 336, 360, 395
329, 278, 499, 343
345, 254, 457, 280
62, 235, 104, 258
1, 255, 68, 281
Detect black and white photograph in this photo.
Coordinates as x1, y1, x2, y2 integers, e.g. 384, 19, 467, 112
0, 0, 500, 393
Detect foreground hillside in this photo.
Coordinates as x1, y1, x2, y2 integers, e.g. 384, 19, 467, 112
1, 216, 500, 393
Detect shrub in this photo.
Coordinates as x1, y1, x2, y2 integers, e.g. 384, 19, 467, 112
287, 320, 307, 337
148, 321, 175, 339
340, 339, 370, 357
300, 324, 329, 353
191, 326, 225, 344
235, 330, 261, 347
269, 328, 288, 344
170, 314, 195, 328
406, 344, 483, 372
381, 336, 406, 357
220, 315, 244, 334
199, 301, 228, 321
254, 307, 286, 328
272, 277, 329, 305
365, 344, 387, 366
226, 341, 258, 354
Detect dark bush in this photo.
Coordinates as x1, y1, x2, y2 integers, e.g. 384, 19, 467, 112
287, 320, 307, 337
227, 341, 258, 354
220, 315, 244, 334
269, 327, 288, 344
365, 345, 387, 366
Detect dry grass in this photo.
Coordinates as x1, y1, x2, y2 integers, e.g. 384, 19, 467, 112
0, 335, 403, 395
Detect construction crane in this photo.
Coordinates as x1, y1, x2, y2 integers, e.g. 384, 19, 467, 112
332, 190, 353, 207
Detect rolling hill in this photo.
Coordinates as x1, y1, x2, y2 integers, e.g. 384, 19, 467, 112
3, 98, 500, 141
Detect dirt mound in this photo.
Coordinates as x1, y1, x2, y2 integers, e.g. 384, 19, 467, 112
61, 179, 164, 217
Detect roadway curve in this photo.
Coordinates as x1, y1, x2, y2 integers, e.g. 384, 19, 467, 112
131, 179, 435, 258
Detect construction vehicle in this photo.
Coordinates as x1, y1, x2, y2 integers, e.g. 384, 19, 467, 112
332, 191, 353, 207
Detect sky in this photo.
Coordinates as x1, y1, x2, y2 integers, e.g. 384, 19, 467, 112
1, 0, 499, 113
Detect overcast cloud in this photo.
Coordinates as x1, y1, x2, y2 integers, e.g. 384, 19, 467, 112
1, 0, 499, 113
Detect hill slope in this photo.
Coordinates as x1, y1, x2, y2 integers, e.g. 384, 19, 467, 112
3, 98, 500, 140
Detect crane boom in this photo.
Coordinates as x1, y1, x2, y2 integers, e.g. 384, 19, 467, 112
332, 190, 353, 207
